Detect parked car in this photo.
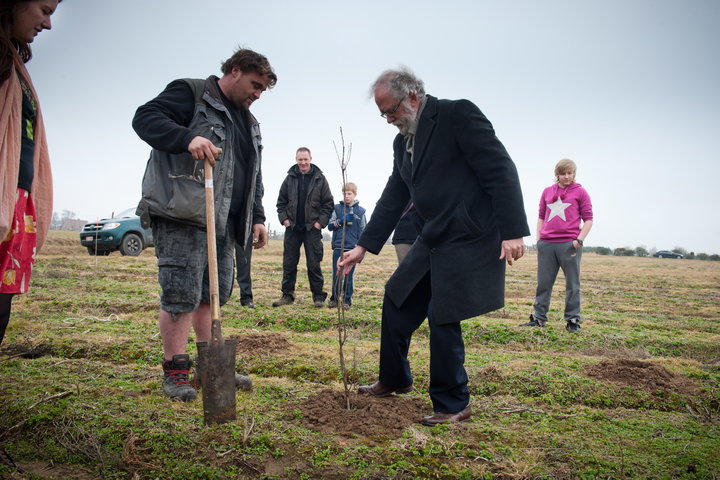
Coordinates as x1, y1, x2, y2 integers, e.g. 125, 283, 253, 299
80, 208, 153, 256
653, 250, 683, 259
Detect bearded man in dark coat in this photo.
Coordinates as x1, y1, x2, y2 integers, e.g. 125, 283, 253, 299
339, 67, 529, 426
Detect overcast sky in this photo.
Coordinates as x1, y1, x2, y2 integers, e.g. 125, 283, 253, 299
27, 0, 720, 254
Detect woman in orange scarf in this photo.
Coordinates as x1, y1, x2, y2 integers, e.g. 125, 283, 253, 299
0, 0, 60, 345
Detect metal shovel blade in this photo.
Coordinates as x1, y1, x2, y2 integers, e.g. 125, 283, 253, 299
196, 320, 237, 424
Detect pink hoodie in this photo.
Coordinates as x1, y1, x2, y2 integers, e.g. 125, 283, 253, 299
538, 182, 593, 243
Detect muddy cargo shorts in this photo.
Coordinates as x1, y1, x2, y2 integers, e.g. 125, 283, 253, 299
152, 217, 236, 314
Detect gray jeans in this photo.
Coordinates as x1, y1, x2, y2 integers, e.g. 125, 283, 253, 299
533, 240, 582, 322
152, 217, 236, 314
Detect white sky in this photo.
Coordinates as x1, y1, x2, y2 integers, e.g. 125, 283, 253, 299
27, 0, 720, 254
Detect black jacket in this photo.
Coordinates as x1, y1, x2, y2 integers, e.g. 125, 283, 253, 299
358, 95, 530, 323
276, 164, 333, 230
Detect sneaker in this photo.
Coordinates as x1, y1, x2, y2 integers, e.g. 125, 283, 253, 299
240, 299, 255, 308
193, 363, 253, 392
327, 299, 338, 308
565, 318, 581, 333
520, 314, 546, 328
272, 294, 294, 307
162, 354, 197, 402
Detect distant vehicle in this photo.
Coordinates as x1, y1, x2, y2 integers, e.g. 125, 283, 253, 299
80, 208, 153, 256
653, 250, 684, 259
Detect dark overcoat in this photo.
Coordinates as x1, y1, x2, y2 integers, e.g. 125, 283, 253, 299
358, 95, 530, 324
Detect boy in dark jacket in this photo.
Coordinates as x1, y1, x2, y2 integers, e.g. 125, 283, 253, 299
327, 183, 366, 308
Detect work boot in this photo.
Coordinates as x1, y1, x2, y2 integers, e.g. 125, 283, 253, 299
193, 362, 253, 392
519, 314, 546, 328
565, 318, 581, 332
162, 354, 197, 402
272, 294, 294, 307
240, 298, 255, 308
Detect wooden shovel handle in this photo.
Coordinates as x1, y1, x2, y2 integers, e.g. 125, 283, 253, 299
204, 159, 220, 322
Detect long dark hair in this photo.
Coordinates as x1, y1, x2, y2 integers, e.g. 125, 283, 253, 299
0, 0, 60, 83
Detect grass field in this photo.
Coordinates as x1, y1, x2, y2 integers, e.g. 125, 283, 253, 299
1, 231, 719, 479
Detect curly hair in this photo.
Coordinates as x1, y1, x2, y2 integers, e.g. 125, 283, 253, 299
220, 47, 277, 88
0, 0, 61, 82
369, 67, 426, 100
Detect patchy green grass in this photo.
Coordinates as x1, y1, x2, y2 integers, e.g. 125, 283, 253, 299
1, 231, 718, 479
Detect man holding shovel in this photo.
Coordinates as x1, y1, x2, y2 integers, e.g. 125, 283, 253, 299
133, 48, 277, 402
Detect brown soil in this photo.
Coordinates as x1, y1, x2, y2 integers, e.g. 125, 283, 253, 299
289, 388, 431, 440
586, 358, 697, 394
232, 332, 291, 355
0, 342, 53, 359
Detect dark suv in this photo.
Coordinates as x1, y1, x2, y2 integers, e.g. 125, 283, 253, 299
653, 250, 683, 259
80, 208, 153, 256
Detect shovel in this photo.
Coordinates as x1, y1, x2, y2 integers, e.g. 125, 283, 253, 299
196, 156, 237, 425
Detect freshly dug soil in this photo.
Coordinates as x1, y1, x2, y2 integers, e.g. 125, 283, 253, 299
586, 358, 697, 394
290, 388, 431, 439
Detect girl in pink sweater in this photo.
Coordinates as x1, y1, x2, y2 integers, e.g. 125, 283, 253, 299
522, 159, 593, 332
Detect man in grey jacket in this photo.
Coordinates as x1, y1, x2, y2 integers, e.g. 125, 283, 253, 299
273, 147, 334, 308
133, 48, 277, 402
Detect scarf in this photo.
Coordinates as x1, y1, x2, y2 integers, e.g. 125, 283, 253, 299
0, 51, 52, 250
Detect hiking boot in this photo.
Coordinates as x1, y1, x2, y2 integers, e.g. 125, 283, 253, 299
520, 314, 546, 328
162, 354, 197, 402
272, 294, 294, 307
565, 318, 581, 333
240, 299, 255, 308
193, 363, 253, 392
327, 299, 338, 308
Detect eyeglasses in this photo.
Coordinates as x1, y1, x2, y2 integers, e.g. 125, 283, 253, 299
380, 96, 406, 119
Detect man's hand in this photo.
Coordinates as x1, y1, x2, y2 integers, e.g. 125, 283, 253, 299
282, 219, 291, 228
188, 136, 221, 165
499, 238, 525, 265
251, 223, 267, 249
313, 221, 322, 230
338, 246, 366, 275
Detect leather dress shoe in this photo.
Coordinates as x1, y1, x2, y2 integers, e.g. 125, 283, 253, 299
357, 381, 412, 398
420, 406, 471, 426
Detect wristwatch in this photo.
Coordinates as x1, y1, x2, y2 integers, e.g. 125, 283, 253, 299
576, 238, 584, 246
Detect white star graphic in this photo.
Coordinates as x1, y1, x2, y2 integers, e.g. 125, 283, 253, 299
547, 197, 572, 222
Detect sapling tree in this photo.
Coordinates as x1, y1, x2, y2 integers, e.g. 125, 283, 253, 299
332, 127, 354, 409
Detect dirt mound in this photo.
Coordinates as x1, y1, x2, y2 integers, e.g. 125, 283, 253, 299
232, 332, 291, 355
0, 342, 53, 359
586, 359, 697, 394
290, 389, 430, 439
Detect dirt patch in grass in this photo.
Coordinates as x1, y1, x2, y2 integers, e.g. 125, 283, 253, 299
232, 332, 291, 355
290, 388, 430, 440
586, 358, 697, 394
0, 342, 53, 359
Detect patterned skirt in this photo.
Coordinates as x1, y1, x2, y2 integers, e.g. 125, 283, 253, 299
0, 188, 37, 294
